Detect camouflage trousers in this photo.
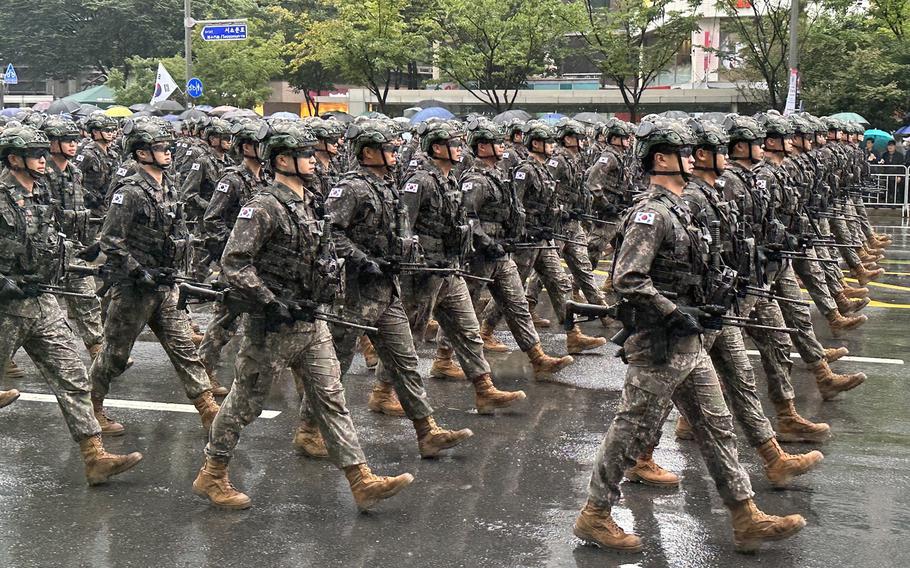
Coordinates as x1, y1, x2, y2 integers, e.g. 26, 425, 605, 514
739, 294, 796, 404
852, 197, 875, 240
198, 301, 240, 377
394, 272, 490, 380
482, 245, 571, 328
815, 218, 847, 294
829, 216, 863, 269
0, 297, 100, 441
588, 333, 753, 508
330, 282, 434, 420
61, 272, 104, 350
465, 255, 539, 352
206, 317, 366, 468
586, 221, 619, 274
772, 263, 826, 365
527, 221, 604, 306
89, 284, 212, 400
790, 246, 838, 317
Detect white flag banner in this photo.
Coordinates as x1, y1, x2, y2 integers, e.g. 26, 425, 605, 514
150, 62, 178, 104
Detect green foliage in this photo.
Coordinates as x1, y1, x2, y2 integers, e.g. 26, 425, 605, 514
575, 0, 700, 121
426, 0, 576, 112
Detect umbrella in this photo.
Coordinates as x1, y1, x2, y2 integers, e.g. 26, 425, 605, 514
699, 111, 728, 124
402, 107, 422, 119
416, 99, 450, 110
268, 111, 300, 120
75, 104, 103, 117
105, 105, 133, 118
130, 111, 154, 118
321, 111, 352, 123
409, 107, 455, 124
573, 112, 608, 124
830, 112, 868, 124
152, 100, 184, 113
0, 108, 20, 117
161, 114, 180, 122
222, 108, 259, 120
894, 125, 910, 135
492, 109, 531, 124
178, 108, 208, 120
129, 103, 154, 113
538, 112, 565, 125
32, 101, 52, 112
195, 105, 214, 113
47, 99, 82, 115
660, 110, 690, 119
209, 105, 238, 116
361, 111, 388, 119
864, 128, 895, 154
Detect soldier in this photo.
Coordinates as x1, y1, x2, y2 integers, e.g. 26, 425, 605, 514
480, 121, 606, 355
0, 125, 142, 485
88, 119, 220, 436
323, 119, 473, 457
498, 119, 529, 174
574, 117, 805, 554
41, 116, 105, 358
197, 119, 270, 396
75, 111, 119, 213
462, 117, 573, 374
192, 121, 413, 511
394, 119, 526, 412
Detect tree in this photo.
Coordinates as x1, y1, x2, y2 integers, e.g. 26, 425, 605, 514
870, 0, 909, 40
297, 0, 430, 113
575, 0, 700, 121
274, 3, 338, 116
426, 0, 576, 112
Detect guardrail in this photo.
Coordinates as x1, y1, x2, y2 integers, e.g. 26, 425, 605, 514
865, 164, 909, 218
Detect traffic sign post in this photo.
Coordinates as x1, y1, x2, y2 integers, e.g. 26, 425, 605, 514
186, 77, 204, 99
201, 22, 248, 42
3, 64, 18, 85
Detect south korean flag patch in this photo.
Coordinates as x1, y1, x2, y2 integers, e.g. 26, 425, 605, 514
756, 179, 767, 189
633, 211, 656, 225
514, 171, 526, 180
461, 181, 474, 192
547, 159, 559, 168
409, 159, 418, 168
404, 182, 419, 193
116, 167, 128, 176
191, 162, 201, 171
238, 207, 255, 219
111, 193, 124, 205
215, 182, 230, 193
328, 187, 344, 199
715, 178, 726, 189
75, 154, 85, 162
502, 152, 510, 159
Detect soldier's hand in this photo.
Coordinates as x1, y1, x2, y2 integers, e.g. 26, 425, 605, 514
265, 300, 295, 331
359, 259, 384, 279
131, 268, 157, 289
484, 242, 506, 259
667, 307, 704, 336
0, 277, 26, 301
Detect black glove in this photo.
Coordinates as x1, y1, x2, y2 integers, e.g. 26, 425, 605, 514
667, 307, 704, 336
0, 277, 26, 301
264, 299, 295, 332
484, 242, 506, 259
359, 259, 384, 278
76, 242, 102, 262
377, 258, 401, 275
131, 267, 157, 289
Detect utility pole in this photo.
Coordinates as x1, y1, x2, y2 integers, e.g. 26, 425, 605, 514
784, 0, 800, 113
184, 0, 193, 108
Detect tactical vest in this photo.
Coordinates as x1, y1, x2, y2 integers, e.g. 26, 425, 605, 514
118, 176, 190, 271
465, 166, 524, 239
341, 171, 402, 258
0, 179, 65, 283
408, 167, 464, 255
516, 159, 558, 228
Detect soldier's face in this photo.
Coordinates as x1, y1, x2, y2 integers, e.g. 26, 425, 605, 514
295, 155, 316, 174
563, 135, 579, 148
59, 139, 78, 157
220, 138, 232, 152
98, 128, 115, 142
149, 143, 173, 166
24, 154, 47, 175
751, 142, 764, 160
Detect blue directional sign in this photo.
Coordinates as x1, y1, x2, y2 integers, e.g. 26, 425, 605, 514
3, 63, 18, 85
186, 77, 204, 98
201, 23, 248, 42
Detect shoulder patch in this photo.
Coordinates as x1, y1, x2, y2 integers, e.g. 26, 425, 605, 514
547, 159, 559, 167
633, 211, 656, 225
715, 178, 726, 188
409, 159, 418, 167
75, 154, 85, 162
502, 152, 510, 159
111, 193, 124, 205
461, 181, 474, 191
755, 179, 767, 189
191, 163, 201, 171
597, 156, 610, 164
514, 171, 526, 180
186, 150, 194, 156
328, 187, 344, 199
237, 207, 255, 219
215, 182, 230, 193
403, 182, 419, 193
116, 167, 128, 176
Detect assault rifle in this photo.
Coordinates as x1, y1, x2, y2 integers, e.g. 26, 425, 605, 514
569, 209, 617, 226
0, 275, 96, 300
527, 225, 587, 247
500, 238, 559, 252
397, 262, 493, 283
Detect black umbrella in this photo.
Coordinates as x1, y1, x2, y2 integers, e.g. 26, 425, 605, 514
129, 103, 155, 113
493, 109, 532, 124
321, 111, 353, 123
75, 104, 103, 117
130, 111, 154, 118
222, 108, 259, 120
47, 99, 82, 115
178, 108, 208, 120
152, 100, 185, 113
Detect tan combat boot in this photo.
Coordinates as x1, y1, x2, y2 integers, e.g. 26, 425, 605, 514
841, 285, 869, 299
526, 343, 574, 377
851, 264, 884, 286
824, 346, 849, 363
573, 500, 643, 552
92, 395, 125, 436
4, 359, 25, 379
600, 276, 614, 294
192, 457, 251, 509
873, 233, 892, 245
79, 434, 143, 486
207, 372, 230, 397
429, 347, 467, 380
358, 335, 379, 369
566, 325, 607, 354
0, 388, 20, 408
809, 360, 866, 400
834, 293, 869, 315
624, 449, 680, 487
728, 498, 806, 552
193, 391, 221, 431
480, 321, 511, 353
757, 438, 824, 488
773, 399, 831, 443
367, 381, 406, 417
344, 463, 414, 511
293, 420, 328, 458
88, 343, 103, 360
675, 415, 694, 440
472, 373, 527, 414
424, 318, 440, 342
825, 310, 867, 336
529, 305, 551, 328
413, 416, 473, 458
191, 331, 205, 347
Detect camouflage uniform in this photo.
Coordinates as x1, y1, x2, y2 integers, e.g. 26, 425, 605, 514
205, 182, 366, 468
0, 170, 100, 441
75, 140, 117, 213
584, 144, 628, 270
181, 144, 231, 279
89, 168, 212, 401
587, 184, 752, 508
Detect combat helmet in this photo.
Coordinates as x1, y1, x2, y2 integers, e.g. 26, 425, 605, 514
42, 116, 81, 141
555, 118, 587, 144
121, 118, 175, 168
465, 116, 505, 148
256, 121, 317, 166
415, 118, 462, 159
0, 125, 51, 177
523, 120, 556, 154
345, 119, 397, 163
229, 118, 264, 161
83, 111, 118, 134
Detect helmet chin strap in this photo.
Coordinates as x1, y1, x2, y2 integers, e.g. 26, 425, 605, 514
649, 150, 690, 181
693, 148, 723, 176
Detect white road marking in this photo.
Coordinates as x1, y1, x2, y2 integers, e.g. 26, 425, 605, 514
16, 393, 282, 418
744, 351, 903, 365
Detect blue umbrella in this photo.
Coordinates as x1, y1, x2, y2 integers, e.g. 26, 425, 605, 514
409, 107, 454, 124
895, 125, 910, 135
0, 108, 20, 117
161, 114, 180, 122
538, 112, 565, 125
864, 128, 894, 154
269, 111, 300, 120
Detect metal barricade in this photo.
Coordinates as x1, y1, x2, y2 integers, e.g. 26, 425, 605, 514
865, 164, 909, 218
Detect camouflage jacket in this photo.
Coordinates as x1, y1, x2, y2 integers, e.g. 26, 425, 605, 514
202, 162, 269, 260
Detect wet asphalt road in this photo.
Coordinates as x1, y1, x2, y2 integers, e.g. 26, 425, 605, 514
2, 220, 910, 568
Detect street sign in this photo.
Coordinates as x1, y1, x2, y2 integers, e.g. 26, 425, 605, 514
186, 77, 204, 98
201, 23, 248, 42
3, 64, 18, 85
